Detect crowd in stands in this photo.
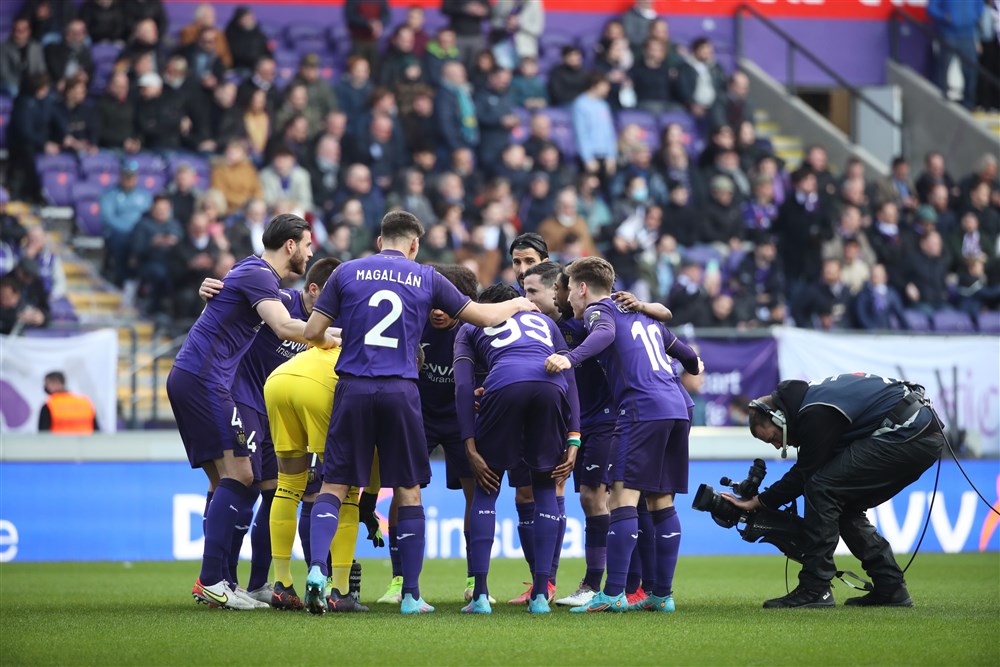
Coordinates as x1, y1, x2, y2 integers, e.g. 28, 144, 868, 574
1, 0, 999, 333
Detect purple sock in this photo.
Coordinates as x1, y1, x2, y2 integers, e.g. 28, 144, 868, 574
200, 478, 255, 587
227, 499, 255, 587
308, 493, 342, 576
515, 502, 535, 575
299, 501, 313, 566
604, 506, 639, 597
397, 505, 426, 599
388, 525, 402, 578
469, 486, 498, 598
202, 491, 213, 536
583, 514, 609, 590
637, 499, 656, 592
248, 489, 275, 591
549, 495, 567, 585
531, 481, 559, 599
626, 546, 642, 594
464, 530, 472, 578
651, 506, 681, 597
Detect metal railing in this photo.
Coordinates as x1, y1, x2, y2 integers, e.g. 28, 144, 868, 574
734, 3, 904, 146
889, 8, 1000, 95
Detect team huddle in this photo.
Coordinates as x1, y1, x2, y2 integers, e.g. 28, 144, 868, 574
167, 210, 703, 615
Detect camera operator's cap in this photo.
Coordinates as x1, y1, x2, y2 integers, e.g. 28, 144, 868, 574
137, 72, 162, 88
300, 53, 320, 67
121, 159, 139, 175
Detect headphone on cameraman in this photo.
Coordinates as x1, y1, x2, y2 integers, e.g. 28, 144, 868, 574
749, 397, 789, 459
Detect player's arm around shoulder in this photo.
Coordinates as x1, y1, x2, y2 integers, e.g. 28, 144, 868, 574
259, 300, 338, 349
613, 290, 672, 322
459, 296, 538, 328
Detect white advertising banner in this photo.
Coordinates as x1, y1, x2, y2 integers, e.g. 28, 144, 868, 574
0, 329, 118, 433
774, 327, 1000, 456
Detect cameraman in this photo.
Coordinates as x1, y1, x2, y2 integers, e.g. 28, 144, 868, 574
724, 374, 943, 609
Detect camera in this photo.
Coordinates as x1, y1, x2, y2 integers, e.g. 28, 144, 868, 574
692, 459, 809, 563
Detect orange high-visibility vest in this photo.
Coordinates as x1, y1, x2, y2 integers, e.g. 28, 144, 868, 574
45, 392, 96, 434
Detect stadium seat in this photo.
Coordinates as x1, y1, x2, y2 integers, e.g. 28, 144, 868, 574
90, 42, 122, 65
273, 48, 300, 86
683, 245, 723, 267
167, 154, 211, 187
41, 169, 77, 206
902, 309, 931, 332
284, 24, 328, 55
511, 107, 533, 143
658, 111, 702, 155
932, 309, 975, 333
539, 32, 573, 58
72, 183, 103, 236
79, 152, 121, 188
36, 153, 78, 174
138, 172, 167, 193
49, 297, 79, 323
977, 310, 1000, 333
616, 110, 660, 150
130, 153, 166, 174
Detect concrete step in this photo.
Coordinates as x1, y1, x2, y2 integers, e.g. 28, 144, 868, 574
755, 121, 780, 137
776, 149, 803, 169
768, 135, 803, 150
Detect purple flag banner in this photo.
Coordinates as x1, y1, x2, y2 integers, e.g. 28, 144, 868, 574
685, 337, 779, 427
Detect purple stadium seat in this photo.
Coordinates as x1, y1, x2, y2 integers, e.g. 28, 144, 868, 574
130, 153, 166, 175
41, 169, 77, 206
284, 24, 328, 55
658, 111, 702, 155
511, 107, 533, 143
682, 244, 723, 268
138, 172, 167, 193
616, 110, 660, 150
539, 32, 573, 58
0, 110, 7, 149
977, 310, 1000, 333
73, 190, 103, 236
168, 154, 211, 188
80, 152, 121, 188
36, 153, 77, 174
90, 42, 122, 64
49, 297, 78, 323
902, 309, 931, 332
932, 309, 975, 333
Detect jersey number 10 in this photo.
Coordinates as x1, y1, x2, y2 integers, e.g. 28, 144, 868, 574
631, 321, 674, 373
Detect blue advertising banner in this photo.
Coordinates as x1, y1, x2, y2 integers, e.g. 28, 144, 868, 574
693, 337, 780, 427
0, 460, 997, 563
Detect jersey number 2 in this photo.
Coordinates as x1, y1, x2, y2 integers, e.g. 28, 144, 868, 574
364, 289, 403, 349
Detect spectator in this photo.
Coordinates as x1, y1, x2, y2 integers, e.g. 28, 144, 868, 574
956, 255, 999, 317
965, 179, 1000, 238
424, 27, 460, 86
871, 156, 918, 214
928, 182, 958, 235
161, 55, 213, 153
732, 236, 785, 325
576, 172, 614, 241
259, 147, 314, 213
903, 230, 950, 313
21, 226, 66, 299
307, 135, 342, 221
442, 0, 490, 70
950, 211, 998, 270
99, 161, 151, 286
434, 60, 479, 156
928, 0, 984, 109
839, 176, 873, 225
473, 66, 517, 167
681, 370, 707, 425
631, 38, 674, 113
131, 194, 183, 315
736, 121, 770, 175
915, 150, 960, 205
401, 86, 435, 153
520, 172, 554, 233
226, 198, 268, 259
335, 163, 384, 232
402, 6, 431, 57
959, 153, 1000, 209
275, 82, 321, 139
416, 223, 456, 264
345, 113, 403, 192
469, 48, 497, 94
171, 210, 226, 319
494, 143, 531, 198
822, 204, 877, 267
804, 144, 838, 205
9, 73, 61, 202
241, 87, 271, 162
538, 187, 598, 257
119, 18, 162, 75
96, 71, 138, 151
225, 6, 270, 74
742, 173, 779, 235
43, 19, 94, 86
668, 261, 712, 326
330, 198, 375, 256
489, 0, 544, 66
0, 274, 45, 335
662, 181, 702, 248
79, 0, 125, 44
122, 0, 166, 41
756, 154, 788, 206
704, 147, 750, 203
547, 46, 588, 107
594, 36, 635, 112
37, 370, 99, 433
133, 72, 186, 151
177, 4, 229, 66
289, 53, 339, 121
796, 258, 851, 329
839, 238, 872, 296
58, 75, 99, 154
239, 54, 281, 115
345, 0, 389, 68
21, 0, 77, 44
723, 71, 754, 130
386, 168, 438, 227
678, 37, 725, 126
702, 175, 743, 248
1, 18, 47, 97
508, 55, 546, 109
622, 0, 658, 53
380, 27, 420, 87
523, 112, 554, 162
977, 0, 1000, 110
867, 200, 907, 293
335, 56, 373, 120
178, 25, 226, 92
168, 163, 201, 229
202, 80, 242, 153
534, 141, 572, 192
660, 142, 706, 207
774, 166, 831, 300
210, 139, 262, 215
572, 72, 617, 185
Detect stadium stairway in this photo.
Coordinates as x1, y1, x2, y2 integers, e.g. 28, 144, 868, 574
972, 110, 1000, 141
753, 109, 803, 170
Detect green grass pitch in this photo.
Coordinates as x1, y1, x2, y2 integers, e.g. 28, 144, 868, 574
2, 553, 998, 666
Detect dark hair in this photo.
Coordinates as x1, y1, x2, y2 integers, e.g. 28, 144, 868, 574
262, 213, 311, 250
478, 282, 520, 304
523, 260, 562, 288
380, 209, 425, 241
152, 193, 171, 205
271, 146, 295, 161
0, 275, 20, 293
691, 36, 711, 52
509, 232, 548, 260
747, 396, 774, 438
891, 155, 907, 169
790, 165, 815, 185
435, 264, 479, 300
561, 45, 581, 57
566, 257, 615, 293
557, 265, 571, 290
585, 71, 607, 90
304, 257, 340, 290
44, 371, 67, 385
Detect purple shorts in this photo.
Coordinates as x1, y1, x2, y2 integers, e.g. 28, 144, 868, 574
167, 368, 249, 469
322, 376, 430, 489
236, 403, 278, 482
574, 420, 616, 492
475, 381, 568, 477
610, 418, 690, 494
427, 435, 472, 490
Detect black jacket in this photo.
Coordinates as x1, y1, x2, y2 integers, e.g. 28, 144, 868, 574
44, 41, 95, 82
96, 93, 135, 149
546, 65, 588, 108
79, 0, 125, 43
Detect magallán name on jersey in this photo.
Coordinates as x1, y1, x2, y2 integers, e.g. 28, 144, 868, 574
355, 268, 424, 287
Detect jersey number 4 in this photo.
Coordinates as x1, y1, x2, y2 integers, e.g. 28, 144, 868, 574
631, 321, 673, 373
364, 289, 403, 349
484, 314, 553, 348
230, 407, 257, 453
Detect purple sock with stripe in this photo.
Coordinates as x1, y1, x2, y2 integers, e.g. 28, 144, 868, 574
308, 493, 341, 576
652, 506, 681, 597
388, 525, 402, 578
637, 499, 656, 593
469, 485, 498, 598
299, 501, 313, 566
531, 480, 559, 599
202, 491, 213, 536
549, 495, 567, 585
397, 505, 426, 599
583, 514, 609, 590
515, 502, 535, 574
200, 478, 255, 587
604, 506, 639, 597
248, 489, 275, 591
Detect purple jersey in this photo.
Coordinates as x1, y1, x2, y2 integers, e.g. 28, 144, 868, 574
312, 250, 471, 379
558, 317, 615, 428
173, 255, 281, 386
576, 297, 689, 422
232, 289, 309, 412
454, 312, 570, 396
418, 321, 461, 440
